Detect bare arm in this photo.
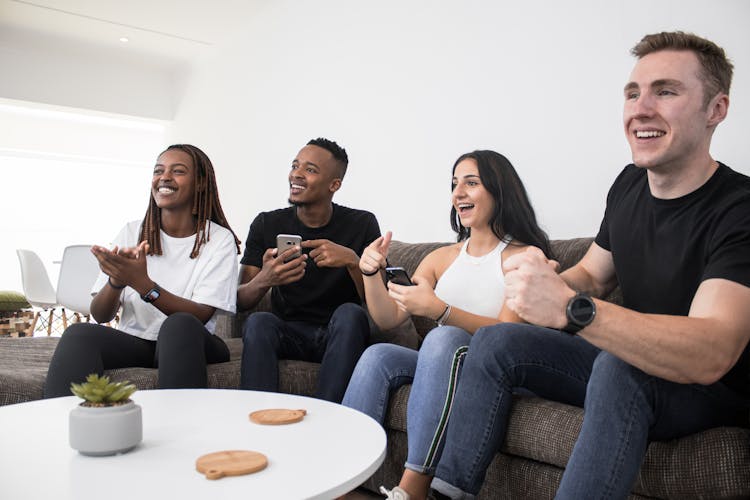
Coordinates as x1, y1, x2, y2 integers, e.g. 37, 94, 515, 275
236, 247, 307, 311
90, 243, 215, 324
90, 281, 124, 324
359, 233, 410, 330
504, 245, 750, 384
560, 242, 619, 298
423, 300, 522, 334
580, 279, 750, 384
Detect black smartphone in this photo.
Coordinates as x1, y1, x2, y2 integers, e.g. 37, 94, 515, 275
385, 266, 414, 286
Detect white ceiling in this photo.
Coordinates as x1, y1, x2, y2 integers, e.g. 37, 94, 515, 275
0, 0, 260, 63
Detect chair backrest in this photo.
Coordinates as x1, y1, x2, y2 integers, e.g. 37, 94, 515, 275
56, 245, 99, 316
16, 249, 57, 309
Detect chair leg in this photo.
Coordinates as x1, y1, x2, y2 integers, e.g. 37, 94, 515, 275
30, 312, 39, 336
61, 308, 68, 331
47, 309, 54, 336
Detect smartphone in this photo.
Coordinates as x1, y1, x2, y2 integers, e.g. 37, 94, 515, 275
385, 266, 414, 286
276, 234, 302, 262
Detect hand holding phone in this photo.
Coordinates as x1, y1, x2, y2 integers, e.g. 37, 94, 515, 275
276, 234, 302, 263
385, 266, 414, 286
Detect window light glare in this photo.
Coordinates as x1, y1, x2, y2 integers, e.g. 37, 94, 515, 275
119, 37, 129, 43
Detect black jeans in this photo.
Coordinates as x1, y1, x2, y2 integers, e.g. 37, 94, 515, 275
240, 303, 370, 402
44, 312, 229, 398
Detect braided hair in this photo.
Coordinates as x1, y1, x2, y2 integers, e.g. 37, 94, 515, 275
139, 144, 241, 258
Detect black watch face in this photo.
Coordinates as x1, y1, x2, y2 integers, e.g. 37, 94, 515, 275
570, 296, 595, 324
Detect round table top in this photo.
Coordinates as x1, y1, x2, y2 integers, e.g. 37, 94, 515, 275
0, 389, 386, 500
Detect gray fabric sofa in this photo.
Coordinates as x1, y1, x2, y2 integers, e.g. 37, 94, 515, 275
1, 238, 748, 498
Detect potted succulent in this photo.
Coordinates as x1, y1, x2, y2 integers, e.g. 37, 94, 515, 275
68, 374, 142, 456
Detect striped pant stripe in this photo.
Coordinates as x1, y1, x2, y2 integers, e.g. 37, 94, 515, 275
422, 344, 469, 469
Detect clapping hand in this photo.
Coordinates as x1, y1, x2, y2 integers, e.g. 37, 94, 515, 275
91, 241, 150, 289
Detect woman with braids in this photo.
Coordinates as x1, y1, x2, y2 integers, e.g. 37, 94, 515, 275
342, 150, 552, 500
44, 144, 241, 397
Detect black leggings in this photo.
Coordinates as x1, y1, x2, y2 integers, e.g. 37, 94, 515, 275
44, 312, 230, 398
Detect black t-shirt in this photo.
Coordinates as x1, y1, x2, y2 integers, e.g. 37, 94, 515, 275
241, 204, 381, 325
595, 163, 750, 396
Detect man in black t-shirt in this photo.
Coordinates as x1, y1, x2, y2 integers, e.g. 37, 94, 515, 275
238, 138, 380, 402
426, 33, 750, 499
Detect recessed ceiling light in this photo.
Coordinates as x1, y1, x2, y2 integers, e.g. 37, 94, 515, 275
119, 37, 129, 43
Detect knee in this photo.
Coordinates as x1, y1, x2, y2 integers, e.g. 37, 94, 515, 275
242, 312, 280, 344
589, 351, 648, 393
161, 312, 202, 331
468, 323, 538, 367
332, 303, 368, 325
420, 326, 470, 359
356, 344, 399, 372
329, 303, 369, 340
350, 344, 414, 390
470, 323, 512, 355
158, 313, 204, 346
57, 323, 101, 349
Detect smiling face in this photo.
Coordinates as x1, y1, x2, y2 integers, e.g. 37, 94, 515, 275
151, 149, 197, 212
452, 158, 494, 230
287, 144, 342, 206
623, 49, 725, 173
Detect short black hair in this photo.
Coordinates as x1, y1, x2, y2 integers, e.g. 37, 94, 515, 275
307, 137, 348, 178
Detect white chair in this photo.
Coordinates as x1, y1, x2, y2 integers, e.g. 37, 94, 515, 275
16, 249, 63, 335
56, 245, 99, 322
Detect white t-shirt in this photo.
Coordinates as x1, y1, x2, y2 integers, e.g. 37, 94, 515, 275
433, 237, 509, 319
92, 220, 238, 341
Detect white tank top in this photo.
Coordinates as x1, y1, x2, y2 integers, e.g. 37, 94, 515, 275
433, 237, 509, 319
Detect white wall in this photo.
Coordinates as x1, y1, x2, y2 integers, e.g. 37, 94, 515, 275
169, 0, 750, 244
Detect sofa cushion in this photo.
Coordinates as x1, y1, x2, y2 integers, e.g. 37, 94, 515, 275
0, 337, 58, 405
0, 336, 319, 405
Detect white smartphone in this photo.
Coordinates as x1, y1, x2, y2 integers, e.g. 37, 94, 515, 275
276, 234, 302, 262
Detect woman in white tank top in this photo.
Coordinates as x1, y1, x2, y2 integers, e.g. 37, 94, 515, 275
342, 150, 553, 500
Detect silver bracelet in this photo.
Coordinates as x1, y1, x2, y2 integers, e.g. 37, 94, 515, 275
436, 304, 452, 326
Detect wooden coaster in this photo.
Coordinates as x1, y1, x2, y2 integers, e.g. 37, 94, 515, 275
196, 450, 268, 480
249, 408, 307, 425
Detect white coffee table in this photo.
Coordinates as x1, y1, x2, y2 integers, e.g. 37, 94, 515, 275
0, 389, 386, 499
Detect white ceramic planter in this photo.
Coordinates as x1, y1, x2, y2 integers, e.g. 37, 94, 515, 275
69, 400, 142, 456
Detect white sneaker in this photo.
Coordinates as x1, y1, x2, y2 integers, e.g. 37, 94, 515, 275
379, 485, 411, 500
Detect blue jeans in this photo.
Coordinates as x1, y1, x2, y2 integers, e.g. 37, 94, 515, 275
342, 326, 472, 473
240, 302, 369, 402
430, 323, 750, 499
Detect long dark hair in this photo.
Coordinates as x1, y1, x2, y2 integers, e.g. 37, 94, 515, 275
450, 150, 552, 259
140, 144, 241, 258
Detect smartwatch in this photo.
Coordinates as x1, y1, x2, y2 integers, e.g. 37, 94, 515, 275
141, 283, 161, 303
563, 292, 596, 334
